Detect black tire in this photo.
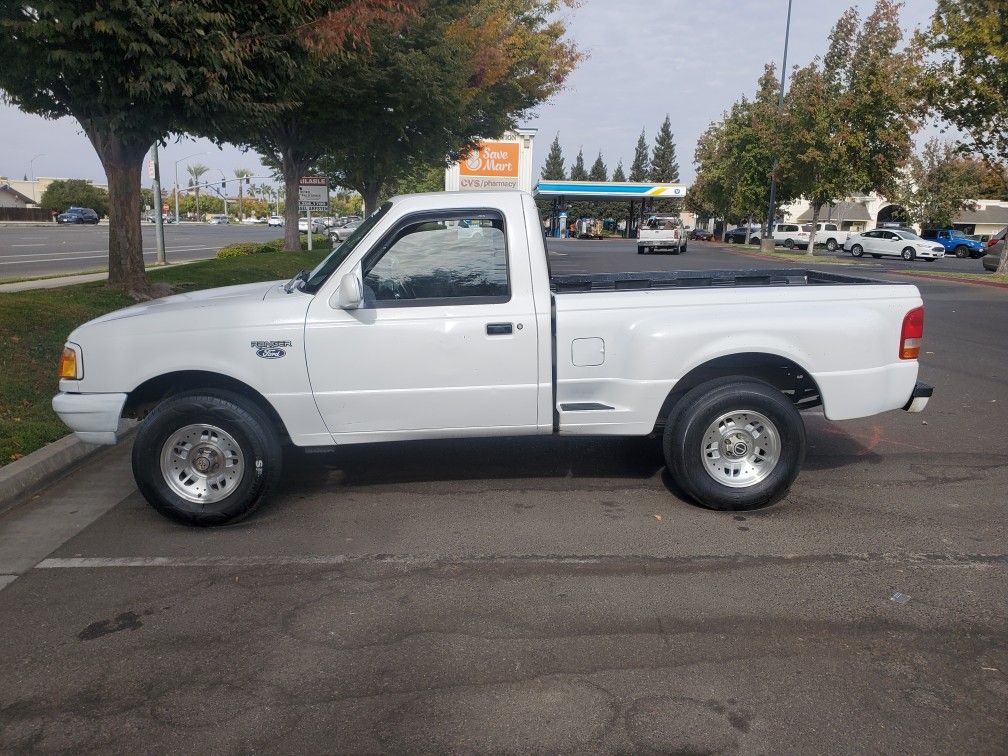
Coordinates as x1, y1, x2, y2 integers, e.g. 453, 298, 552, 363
850, 244, 864, 257
826, 238, 837, 252
785, 238, 794, 249
663, 379, 806, 511
954, 245, 968, 259
131, 390, 282, 526
901, 247, 915, 261
749, 236, 760, 246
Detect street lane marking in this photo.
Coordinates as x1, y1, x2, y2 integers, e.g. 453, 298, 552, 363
34, 552, 1008, 570
10, 243, 47, 247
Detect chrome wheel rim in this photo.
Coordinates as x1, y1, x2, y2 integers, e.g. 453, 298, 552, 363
701, 410, 781, 488
160, 424, 244, 504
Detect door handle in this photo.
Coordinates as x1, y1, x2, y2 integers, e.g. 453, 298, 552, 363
486, 322, 513, 335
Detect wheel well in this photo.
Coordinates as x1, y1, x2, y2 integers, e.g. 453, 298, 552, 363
123, 370, 290, 441
654, 353, 822, 430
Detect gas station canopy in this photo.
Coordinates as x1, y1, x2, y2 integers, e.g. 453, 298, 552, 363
533, 180, 687, 199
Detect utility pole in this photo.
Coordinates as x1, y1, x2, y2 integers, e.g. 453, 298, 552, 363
28, 153, 45, 203
762, 0, 794, 252
151, 142, 167, 265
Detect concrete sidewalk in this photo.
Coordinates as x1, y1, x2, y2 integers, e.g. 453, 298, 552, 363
0, 259, 197, 293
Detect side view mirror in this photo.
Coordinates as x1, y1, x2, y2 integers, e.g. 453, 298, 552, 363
336, 271, 364, 310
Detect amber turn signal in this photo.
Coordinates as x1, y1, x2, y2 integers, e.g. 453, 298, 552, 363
59, 346, 78, 379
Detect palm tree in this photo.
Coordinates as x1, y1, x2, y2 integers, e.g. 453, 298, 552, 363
234, 168, 253, 220
186, 163, 209, 219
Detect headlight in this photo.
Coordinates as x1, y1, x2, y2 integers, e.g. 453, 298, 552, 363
59, 343, 83, 380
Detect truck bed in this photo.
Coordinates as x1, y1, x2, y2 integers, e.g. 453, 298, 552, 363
550, 268, 882, 293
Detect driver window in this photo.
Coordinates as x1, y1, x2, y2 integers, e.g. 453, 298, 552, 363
363, 213, 509, 306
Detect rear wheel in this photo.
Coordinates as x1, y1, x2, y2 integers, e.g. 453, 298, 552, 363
901, 247, 916, 261
826, 238, 838, 252
132, 390, 282, 526
850, 244, 864, 257
663, 379, 806, 511
784, 239, 794, 249
749, 236, 760, 246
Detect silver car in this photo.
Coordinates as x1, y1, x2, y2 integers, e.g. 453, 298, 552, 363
982, 226, 1006, 272
329, 219, 363, 243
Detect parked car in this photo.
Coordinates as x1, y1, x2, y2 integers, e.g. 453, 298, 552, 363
208, 215, 229, 225
267, 215, 285, 227
690, 227, 714, 241
329, 219, 363, 242
143, 212, 173, 224
982, 226, 1006, 272
52, 190, 932, 525
771, 223, 810, 250
920, 228, 986, 259
638, 215, 686, 254
56, 207, 99, 224
298, 217, 327, 234
724, 225, 761, 245
844, 229, 945, 261
969, 233, 993, 243
803, 222, 849, 252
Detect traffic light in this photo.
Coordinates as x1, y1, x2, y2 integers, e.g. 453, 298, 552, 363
221, 180, 226, 191
245, 176, 250, 186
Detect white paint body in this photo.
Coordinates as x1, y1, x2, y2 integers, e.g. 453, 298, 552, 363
844, 230, 946, 260
638, 217, 685, 253
53, 191, 926, 448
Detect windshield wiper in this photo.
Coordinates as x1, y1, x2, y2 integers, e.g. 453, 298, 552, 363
283, 269, 310, 294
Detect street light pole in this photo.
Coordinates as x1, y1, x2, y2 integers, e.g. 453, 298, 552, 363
763, 0, 793, 245
28, 153, 45, 203
173, 151, 206, 223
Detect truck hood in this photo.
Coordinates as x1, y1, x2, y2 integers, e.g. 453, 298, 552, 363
86, 280, 287, 325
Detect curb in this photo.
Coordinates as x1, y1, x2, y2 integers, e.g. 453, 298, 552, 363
0, 423, 136, 518
881, 270, 1008, 290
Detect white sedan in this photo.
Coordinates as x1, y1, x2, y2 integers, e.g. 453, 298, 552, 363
267, 215, 284, 227
844, 229, 946, 261
298, 217, 327, 234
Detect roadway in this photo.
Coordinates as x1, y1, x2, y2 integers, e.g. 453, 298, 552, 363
1, 240, 1005, 752
0, 222, 281, 279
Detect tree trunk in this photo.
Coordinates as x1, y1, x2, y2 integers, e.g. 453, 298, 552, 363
362, 179, 383, 217
807, 201, 821, 256
84, 126, 150, 292
282, 156, 303, 252
997, 245, 1008, 275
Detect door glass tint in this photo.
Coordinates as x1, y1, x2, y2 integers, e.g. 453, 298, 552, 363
364, 215, 509, 305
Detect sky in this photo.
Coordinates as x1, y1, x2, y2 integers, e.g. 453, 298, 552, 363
0, 0, 939, 191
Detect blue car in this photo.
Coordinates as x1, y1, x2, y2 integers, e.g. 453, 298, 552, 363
920, 228, 986, 259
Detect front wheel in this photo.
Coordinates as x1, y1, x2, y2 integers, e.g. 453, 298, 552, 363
132, 391, 282, 525
784, 239, 794, 249
901, 247, 916, 261
663, 379, 806, 511
850, 244, 864, 257
954, 245, 969, 259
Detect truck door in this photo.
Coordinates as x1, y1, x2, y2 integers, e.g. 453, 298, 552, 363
304, 209, 541, 440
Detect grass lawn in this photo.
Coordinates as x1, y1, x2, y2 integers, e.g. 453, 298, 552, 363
890, 269, 1008, 286
0, 249, 327, 465
723, 243, 862, 266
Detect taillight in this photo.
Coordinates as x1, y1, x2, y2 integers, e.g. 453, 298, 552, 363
900, 306, 924, 360
989, 238, 999, 247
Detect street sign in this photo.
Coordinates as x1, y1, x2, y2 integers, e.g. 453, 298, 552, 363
298, 176, 328, 212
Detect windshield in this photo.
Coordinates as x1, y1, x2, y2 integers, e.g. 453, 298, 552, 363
895, 230, 921, 240
303, 202, 391, 293
948, 229, 966, 238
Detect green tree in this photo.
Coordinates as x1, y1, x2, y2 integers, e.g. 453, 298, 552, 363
570, 148, 588, 180
316, 0, 579, 224
541, 134, 566, 179
588, 152, 607, 181
890, 139, 984, 228
629, 129, 650, 182
649, 115, 679, 182
612, 160, 626, 183
39, 179, 109, 217
0, 0, 414, 290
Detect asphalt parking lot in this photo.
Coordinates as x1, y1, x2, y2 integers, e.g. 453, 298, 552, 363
1, 240, 1005, 752
0, 222, 281, 279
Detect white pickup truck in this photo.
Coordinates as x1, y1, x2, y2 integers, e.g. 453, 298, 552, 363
637, 215, 686, 254
53, 191, 932, 525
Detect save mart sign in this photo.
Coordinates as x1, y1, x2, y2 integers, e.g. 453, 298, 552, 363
459, 141, 520, 190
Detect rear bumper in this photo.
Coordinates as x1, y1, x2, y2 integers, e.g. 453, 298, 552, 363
52, 392, 128, 445
902, 381, 933, 413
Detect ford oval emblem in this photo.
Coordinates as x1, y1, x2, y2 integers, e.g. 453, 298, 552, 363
256, 347, 286, 359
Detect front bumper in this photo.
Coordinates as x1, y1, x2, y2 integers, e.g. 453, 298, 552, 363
52, 392, 128, 445
902, 381, 933, 413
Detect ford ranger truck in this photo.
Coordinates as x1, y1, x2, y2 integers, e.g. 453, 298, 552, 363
53, 191, 933, 525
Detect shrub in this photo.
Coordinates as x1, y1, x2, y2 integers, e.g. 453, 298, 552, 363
217, 242, 271, 259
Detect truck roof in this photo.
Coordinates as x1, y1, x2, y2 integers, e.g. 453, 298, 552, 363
388, 189, 530, 208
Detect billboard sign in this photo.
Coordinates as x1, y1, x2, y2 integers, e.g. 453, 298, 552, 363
298, 176, 329, 212
458, 141, 520, 190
